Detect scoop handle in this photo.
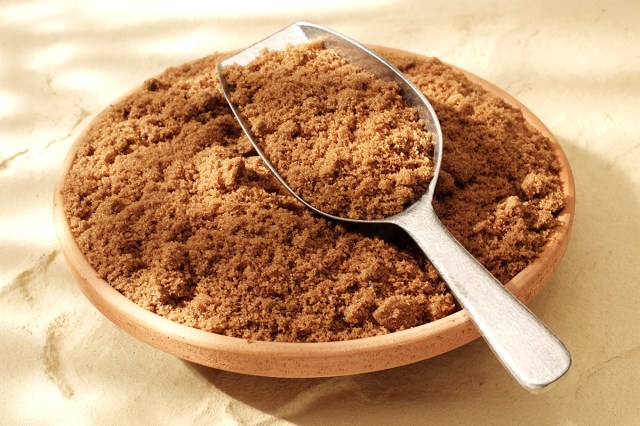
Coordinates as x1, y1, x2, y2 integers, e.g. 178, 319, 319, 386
393, 206, 571, 392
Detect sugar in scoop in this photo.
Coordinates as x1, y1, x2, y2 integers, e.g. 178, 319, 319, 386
220, 40, 434, 220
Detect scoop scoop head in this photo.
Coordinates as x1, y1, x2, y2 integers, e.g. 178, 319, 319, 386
217, 21, 443, 223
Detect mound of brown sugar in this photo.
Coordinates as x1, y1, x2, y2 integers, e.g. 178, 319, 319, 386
220, 41, 434, 219
62, 48, 565, 343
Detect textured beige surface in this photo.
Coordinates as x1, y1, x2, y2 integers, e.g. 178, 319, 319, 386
1, 0, 639, 424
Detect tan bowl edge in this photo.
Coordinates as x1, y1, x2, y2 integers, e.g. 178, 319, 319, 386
53, 46, 575, 378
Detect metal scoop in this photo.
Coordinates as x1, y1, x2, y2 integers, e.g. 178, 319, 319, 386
217, 21, 571, 392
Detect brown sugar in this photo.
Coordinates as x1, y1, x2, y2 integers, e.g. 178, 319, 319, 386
220, 41, 434, 219
61, 48, 565, 343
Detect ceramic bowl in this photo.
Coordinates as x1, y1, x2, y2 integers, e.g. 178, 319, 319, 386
53, 47, 575, 378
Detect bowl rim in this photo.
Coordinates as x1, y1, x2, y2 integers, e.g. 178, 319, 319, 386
53, 45, 575, 377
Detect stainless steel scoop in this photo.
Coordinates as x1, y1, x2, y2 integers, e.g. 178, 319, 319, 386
217, 21, 571, 392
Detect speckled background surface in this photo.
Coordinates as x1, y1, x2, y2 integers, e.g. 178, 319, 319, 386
1, 1, 639, 424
